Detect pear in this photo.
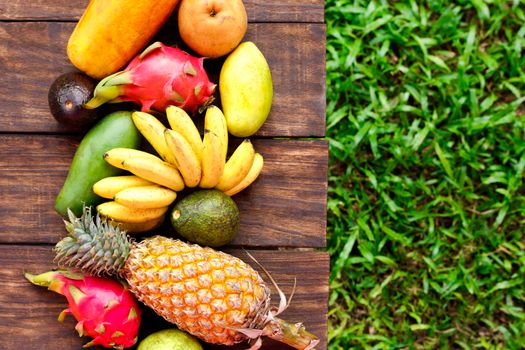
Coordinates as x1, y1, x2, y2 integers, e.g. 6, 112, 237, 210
219, 42, 273, 137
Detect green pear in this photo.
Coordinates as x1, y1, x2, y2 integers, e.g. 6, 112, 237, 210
219, 41, 273, 137
138, 329, 202, 350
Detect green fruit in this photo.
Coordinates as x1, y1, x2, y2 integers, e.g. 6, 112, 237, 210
54, 111, 141, 217
219, 41, 273, 137
170, 189, 240, 247
138, 329, 202, 350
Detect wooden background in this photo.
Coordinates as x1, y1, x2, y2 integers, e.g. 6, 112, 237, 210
0, 1, 328, 349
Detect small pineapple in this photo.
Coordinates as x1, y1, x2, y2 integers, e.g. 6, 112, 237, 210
55, 208, 319, 350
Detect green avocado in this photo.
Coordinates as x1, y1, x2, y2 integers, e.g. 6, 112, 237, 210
170, 190, 240, 247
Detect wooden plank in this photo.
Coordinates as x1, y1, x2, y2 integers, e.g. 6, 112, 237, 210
0, 245, 328, 350
0, 135, 328, 247
0, 21, 326, 137
0, 0, 325, 23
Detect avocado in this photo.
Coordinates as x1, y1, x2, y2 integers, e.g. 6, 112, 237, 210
171, 190, 240, 247
48, 72, 98, 129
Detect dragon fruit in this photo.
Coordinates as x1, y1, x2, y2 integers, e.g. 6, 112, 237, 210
24, 270, 141, 349
85, 42, 216, 114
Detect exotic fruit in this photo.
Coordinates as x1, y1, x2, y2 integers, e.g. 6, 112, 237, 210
55, 207, 319, 350
85, 42, 216, 114
24, 269, 141, 349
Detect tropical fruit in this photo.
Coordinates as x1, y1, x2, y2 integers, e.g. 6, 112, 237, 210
220, 42, 273, 137
85, 42, 216, 114
137, 329, 202, 350
54, 208, 319, 349
171, 189, 239, 247
25, 269, 141, 349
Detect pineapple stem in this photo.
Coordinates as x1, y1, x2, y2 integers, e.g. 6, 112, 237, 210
264, 317, 320, 350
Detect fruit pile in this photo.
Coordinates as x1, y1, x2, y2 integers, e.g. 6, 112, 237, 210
28, 0, 319, 349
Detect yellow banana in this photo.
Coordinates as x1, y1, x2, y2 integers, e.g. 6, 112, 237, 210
166, 106, 203, 161
103, 148, 160, 168
106, 215, 165, 234
224, 153, 264, 196
131, 111, 178, 165
97, 201, 168, 223
205, 105, 228, 160
199, 130, 225, 188
120, 156, 185, 191
215, 140, 255, 191
93, 175, 154, 199
164, 129, 201, 188
114, 185, 177, 209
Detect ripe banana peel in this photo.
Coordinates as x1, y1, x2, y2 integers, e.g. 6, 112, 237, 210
93, 175, 154, 199
166, 106, 203, 161
215, 140, 255, 191
114, 185, 177, 209
225, 153, 264, 196
165, 129, 202, 188
132, 111, 178, 165
97, 201, 168, 223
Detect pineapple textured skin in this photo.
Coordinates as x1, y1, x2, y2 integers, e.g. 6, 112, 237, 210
124, 235, 271, 345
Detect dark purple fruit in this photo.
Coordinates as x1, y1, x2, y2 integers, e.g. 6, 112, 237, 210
48, 72, 99, 129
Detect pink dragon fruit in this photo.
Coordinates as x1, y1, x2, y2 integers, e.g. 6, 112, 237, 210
24, 270, 141, 349
84, 42, 216, 114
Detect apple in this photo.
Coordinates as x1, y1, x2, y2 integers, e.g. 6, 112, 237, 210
178, 0, 248, 58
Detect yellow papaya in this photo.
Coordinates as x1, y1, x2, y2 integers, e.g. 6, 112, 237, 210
67, 0, 180, 79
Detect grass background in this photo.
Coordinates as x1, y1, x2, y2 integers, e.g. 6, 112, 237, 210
325, 1, 525, 348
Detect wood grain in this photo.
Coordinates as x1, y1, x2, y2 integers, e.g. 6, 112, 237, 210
0, 21, 326, 137
0, 0, 325, 23
0, 135, 327, 247
0, 245, 328, 350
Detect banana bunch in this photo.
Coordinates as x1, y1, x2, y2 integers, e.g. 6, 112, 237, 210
131, 106, 264, 194
93, 175, 175, 233
93, 106, 264, 232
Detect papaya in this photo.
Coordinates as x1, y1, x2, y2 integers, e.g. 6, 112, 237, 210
54, 111, 141, 218
68, 0, 180, 79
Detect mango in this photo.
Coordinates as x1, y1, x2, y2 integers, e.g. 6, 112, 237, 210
219, 42, 273, 137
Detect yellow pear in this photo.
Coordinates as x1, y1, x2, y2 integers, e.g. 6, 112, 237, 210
219, 42, 273, 137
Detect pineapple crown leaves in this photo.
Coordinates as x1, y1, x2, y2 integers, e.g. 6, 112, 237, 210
54, 207, 132, 276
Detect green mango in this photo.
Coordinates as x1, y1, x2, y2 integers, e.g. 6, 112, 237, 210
54, 111, 141, 217
219, 41, 273, 137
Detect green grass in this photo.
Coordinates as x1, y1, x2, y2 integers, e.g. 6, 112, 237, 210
325, 1, 525, 348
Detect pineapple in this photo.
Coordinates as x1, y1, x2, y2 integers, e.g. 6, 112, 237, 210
55, 208, 319, 349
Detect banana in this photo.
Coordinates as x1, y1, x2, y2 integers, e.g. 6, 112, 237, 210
114, 185, 177, 209
205, 105, 228, 160
120, 156, 185, 191
106, 215, 165, 234
97, 201, 168, 223
224, 153, 264, 196
166, 106, 203, 161
131, 111, 178, 165
215, 140, 255, 191
103, 148, 160, 169
93, 175, 154, 199
164, 129, 201, 187
199, 130, 225, 188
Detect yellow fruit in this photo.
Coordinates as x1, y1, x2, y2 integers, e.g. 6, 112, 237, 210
56, 209, 320, 348
224, 153, 264, 196
93, 175, 155, 199
97, 201, 168, 223
215, 140, 255, 191
132, 112, 178, 165
164, 129, 202, 188
103, 148, 160, 168
219, 42, 273, 137
67, 0, 180, 79
166, 106, 203, 161
199, 131, 224, 188
204, 105, 228, 160
107, 215, 165, 234
120, 156, 185, 192
114, 185, 177, 209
